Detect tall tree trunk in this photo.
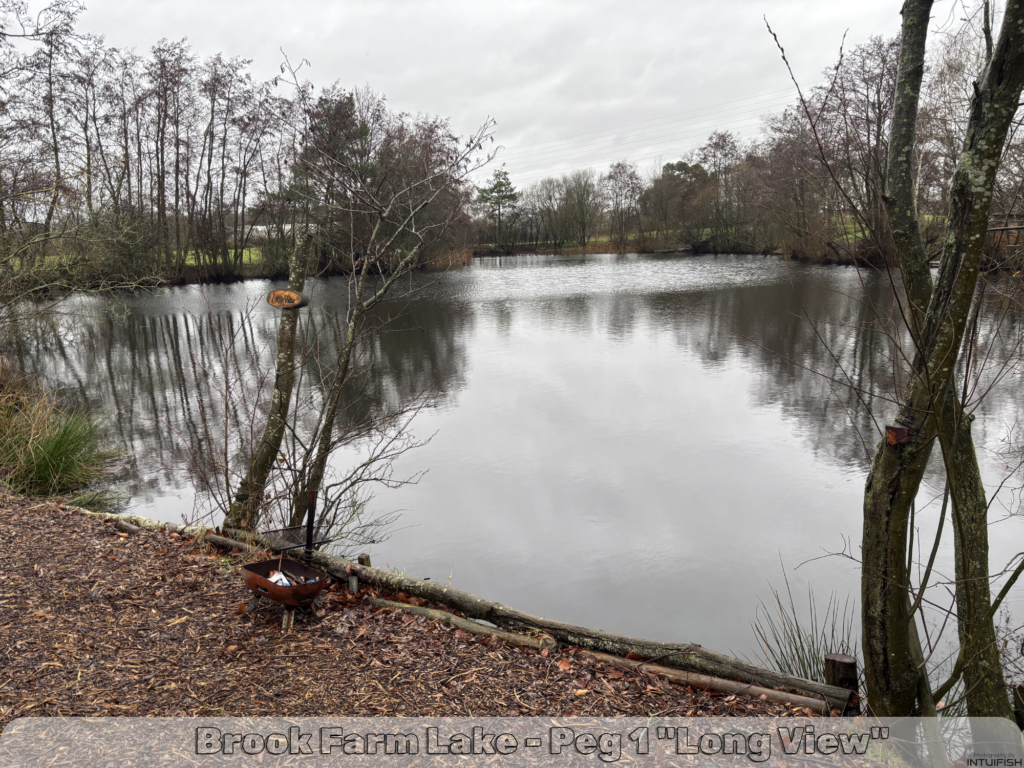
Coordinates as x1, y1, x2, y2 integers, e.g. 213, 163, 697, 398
864, 0, 934, 716
865, 0, 1024, 719
42, 44, 62, 261
225, 232, 312, 530
946, 399, 1012, 719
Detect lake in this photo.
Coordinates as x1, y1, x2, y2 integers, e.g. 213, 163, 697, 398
12, 252, 1024, 659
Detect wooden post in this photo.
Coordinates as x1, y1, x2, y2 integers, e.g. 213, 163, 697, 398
348, 575, 359, 595
1013, 684, 1024, 730
357, 553, 372, 567
824, 653, 860, 714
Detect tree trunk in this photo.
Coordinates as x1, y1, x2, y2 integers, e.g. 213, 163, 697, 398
225, 233, 313, 530
866, 0, 1024, 718
947, 406, 1013, 719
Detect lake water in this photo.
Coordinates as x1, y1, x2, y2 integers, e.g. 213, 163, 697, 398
12, 252, 1024, 659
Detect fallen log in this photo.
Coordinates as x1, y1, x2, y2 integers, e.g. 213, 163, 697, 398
114, 519, 144, 535
368, 598, 557, 653
580, 650, 830, 715
74, 507, 194, 535
203, 533, 266, 556
214, 527, 850, 711
96, 514, 850, 712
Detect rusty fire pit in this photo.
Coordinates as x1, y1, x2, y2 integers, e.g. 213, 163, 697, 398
240, 557, 328, 607
240, 491, 330, 629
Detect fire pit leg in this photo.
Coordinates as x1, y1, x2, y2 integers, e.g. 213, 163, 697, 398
282, 608, 295, 631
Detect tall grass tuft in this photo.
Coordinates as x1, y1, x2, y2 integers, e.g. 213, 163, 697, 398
751, 568, 859, 685
0, 360, 109, 495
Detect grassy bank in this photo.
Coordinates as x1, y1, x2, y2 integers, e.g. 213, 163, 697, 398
0, 359, 110, 497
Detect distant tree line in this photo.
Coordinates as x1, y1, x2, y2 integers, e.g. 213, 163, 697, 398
0, 0, 475, 313
476, 31, 1024, 269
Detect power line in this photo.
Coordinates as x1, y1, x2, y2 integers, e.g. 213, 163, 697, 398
470, 83, 829, 186
494, 96, 798, 165
500, 117, 766, 175
480, 113, 771, 185
502, 83, 824, 152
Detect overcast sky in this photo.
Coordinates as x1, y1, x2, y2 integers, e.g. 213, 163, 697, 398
78, 0, 930, 187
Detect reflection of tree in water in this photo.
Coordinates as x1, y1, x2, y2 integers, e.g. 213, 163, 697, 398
9, 259, 1024, 519
8, 278, 473, 512
466, 263, 1024, 485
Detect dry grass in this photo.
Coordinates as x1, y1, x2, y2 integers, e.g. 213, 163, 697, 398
0, 359, 108, 495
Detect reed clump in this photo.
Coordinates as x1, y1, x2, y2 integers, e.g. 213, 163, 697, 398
0, 358, 109, 496
751, 570, 859, 685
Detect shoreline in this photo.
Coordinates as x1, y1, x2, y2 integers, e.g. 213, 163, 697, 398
0, 491, 827, 726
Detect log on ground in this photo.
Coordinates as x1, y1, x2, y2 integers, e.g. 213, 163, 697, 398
215, 525, 852, 711
581, 650, 831, 715
368, 598, 557, 652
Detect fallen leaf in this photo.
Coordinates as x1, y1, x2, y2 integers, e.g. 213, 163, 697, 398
626, 652, 644, 660
226, 645, 238, 653
540, 648, 549, 657
605, 669, 624, 680
574, 689, 589, 696
556, 659, 571, 671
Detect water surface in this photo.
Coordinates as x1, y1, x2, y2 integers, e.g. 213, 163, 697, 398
14, 253, 1024, 657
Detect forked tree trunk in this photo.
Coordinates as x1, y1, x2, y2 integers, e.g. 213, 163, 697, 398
866, 0, 1023, 719
225, 233, 313, 530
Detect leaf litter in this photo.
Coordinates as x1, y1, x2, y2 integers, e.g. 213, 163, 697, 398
0, 491, 804, 728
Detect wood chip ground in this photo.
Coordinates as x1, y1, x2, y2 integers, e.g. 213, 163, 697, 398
0, 492, 813, 727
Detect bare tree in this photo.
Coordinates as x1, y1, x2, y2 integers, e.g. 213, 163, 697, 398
603, 160, 644, 252
562, 168, 603, 246
857, 0, 1024, 723
224, 74, 493, 532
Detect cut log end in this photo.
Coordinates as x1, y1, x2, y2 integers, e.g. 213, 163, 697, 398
886, 425, 913, 445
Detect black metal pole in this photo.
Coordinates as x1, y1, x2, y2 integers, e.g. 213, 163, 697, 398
304, 490, 316, 564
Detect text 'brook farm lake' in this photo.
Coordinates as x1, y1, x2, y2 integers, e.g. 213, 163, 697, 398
15, 252, 1024, 658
